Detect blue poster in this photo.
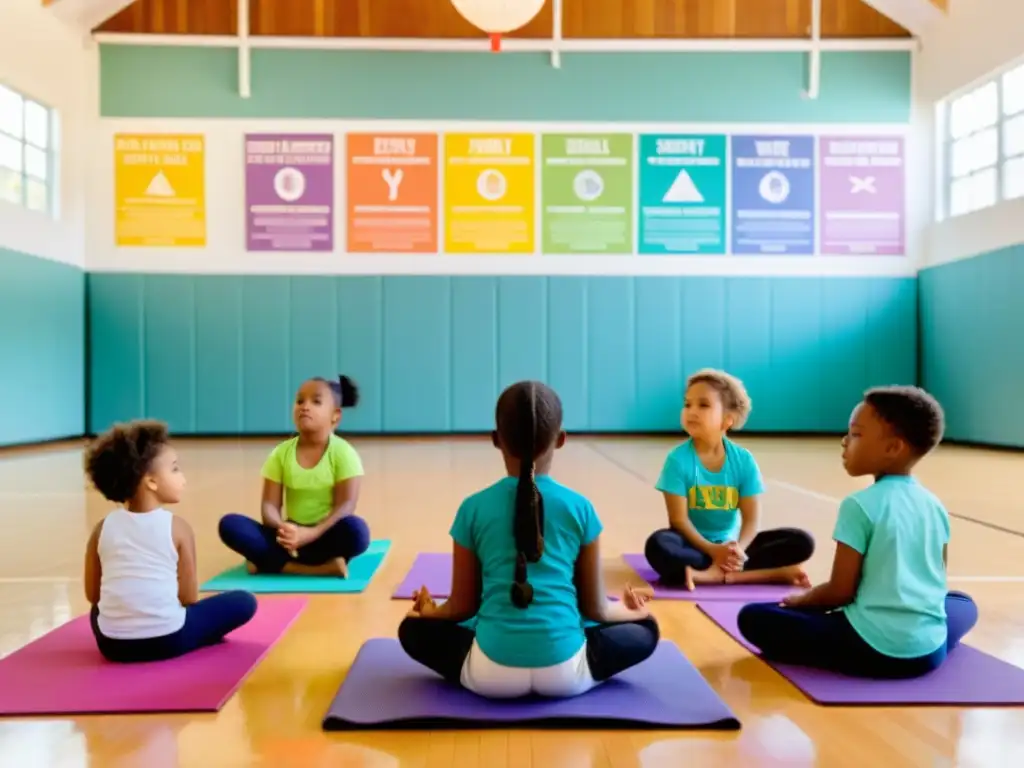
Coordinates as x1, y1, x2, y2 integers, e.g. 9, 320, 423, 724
638, 134, 727, 254
730, 135, 815, 255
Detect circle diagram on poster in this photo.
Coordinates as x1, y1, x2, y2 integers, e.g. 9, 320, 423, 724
574, 170, 604, 202
477, 169, 507, 201
758, 171, 790, 204
274, 167, 306, 202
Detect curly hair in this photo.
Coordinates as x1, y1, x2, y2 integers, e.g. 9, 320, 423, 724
686, 369, 753, 430
84, 420, 171, 503
863, 386, 945, 456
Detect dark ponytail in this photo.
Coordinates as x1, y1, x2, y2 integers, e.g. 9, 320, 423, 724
338, 375, 359, 408
510, 383, 544, 609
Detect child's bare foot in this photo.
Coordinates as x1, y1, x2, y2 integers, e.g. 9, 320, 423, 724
330, 558, 349, 578
686, 564, 726, 590
783, 565, 811, 588
246, 561, 257, 574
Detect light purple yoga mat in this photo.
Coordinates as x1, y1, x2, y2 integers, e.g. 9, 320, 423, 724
0, 597, 306, 716
698, 601, 1024, 706
622, 554, 797, 602
392, 553, 452, 599
322, 638, 739, 730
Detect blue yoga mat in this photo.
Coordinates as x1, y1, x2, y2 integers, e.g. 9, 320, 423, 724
201, 539, 391, 594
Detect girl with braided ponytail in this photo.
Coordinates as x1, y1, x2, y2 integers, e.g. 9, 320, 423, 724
398, 381, 660, 699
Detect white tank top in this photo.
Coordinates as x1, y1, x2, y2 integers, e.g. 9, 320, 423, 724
96, 508, 187, 640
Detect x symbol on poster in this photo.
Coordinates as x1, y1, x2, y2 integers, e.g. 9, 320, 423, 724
849, 176, 876, 194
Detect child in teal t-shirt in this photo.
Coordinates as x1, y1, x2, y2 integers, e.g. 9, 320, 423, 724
218, 375, 370, 577
737, 386, 979, 679
396, 381, 660, 699
645, 369, 815, 590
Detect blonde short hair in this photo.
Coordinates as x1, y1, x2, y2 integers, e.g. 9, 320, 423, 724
686, 369, 752, 430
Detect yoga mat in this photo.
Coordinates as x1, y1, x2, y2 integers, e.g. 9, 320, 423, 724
322, 638, 740, 730
202, 539, 391, 594
698, 601, 1024, 706
623, 554, 797, 602
0, 597, 305, 716
392, 553, 452, 599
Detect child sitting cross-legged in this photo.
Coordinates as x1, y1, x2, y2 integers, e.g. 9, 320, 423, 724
737, 386, 979, 679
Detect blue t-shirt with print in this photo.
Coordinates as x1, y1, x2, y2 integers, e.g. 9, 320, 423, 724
450, 475, 603, 669
655, 438, 764, 543
834, 475, 951, 658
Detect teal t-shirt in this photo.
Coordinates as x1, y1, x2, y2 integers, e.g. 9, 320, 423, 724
450, 475, 603, 669
834, 475, 951, 659
655, 438, 764, 543
261, 435, 364, 525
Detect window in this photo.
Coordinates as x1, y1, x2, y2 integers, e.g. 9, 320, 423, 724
0, 83, 57, 216
942, 81, 999, 218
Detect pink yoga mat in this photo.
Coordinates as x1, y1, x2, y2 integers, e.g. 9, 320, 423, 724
622, 554, 798, 602
0, 597, 306, 716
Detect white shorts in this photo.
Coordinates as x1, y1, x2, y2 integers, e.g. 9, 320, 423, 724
459, 639, 599, 699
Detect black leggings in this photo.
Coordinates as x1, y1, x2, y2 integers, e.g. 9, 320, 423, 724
644, 527, 815, 585
737, 591, 979, 679
398, 616, 661, 686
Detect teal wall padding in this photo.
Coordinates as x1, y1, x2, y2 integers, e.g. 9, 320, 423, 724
920, 246, 1024, 447
87, 274, 918, 435
0, 248, 85, 447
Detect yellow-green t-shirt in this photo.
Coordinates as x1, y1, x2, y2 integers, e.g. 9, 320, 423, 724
261, 435, 364, 525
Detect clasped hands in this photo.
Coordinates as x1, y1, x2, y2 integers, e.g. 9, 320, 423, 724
276, 522, 317, 554
709, 541, 748, 572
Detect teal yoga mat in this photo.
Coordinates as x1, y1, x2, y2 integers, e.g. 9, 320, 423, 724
201, 539, 391, 594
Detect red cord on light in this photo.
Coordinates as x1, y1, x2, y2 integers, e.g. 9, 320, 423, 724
490, 32, 501, 52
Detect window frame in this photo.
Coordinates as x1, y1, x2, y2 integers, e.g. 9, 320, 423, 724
0, 81, 58, 218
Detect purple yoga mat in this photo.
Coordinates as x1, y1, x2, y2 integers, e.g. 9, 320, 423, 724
392, 553, 452, 599
698, 601, 1024, 705
622, 554, 797, 602
322, 638, 739, 730
0, 597, 306, 716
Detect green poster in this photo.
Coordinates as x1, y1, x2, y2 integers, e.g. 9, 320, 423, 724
540, 133, 634, 254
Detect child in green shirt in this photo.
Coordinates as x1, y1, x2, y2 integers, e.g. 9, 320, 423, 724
218, 375, 370, 577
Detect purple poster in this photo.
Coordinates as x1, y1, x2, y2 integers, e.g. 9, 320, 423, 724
819, 136, 905, 255
245, 134, 334, 251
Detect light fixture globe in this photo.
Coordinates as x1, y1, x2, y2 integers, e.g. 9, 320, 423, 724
451, 0, 546, 51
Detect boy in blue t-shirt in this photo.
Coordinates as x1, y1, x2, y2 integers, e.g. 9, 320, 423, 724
644, 369, 815, 590
396, 381, 659, 699
737, 386, 979, 679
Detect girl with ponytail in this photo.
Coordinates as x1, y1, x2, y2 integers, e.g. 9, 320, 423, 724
398, 381, 661, 699
217, 374, 371, 578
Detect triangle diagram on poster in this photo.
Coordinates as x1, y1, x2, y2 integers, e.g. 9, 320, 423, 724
144, 171, 176, 197
662, 169, 704, 203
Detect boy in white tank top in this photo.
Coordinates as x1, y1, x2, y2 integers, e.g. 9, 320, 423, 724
84, 420, 257, 663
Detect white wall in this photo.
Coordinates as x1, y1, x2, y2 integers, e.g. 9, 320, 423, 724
0, 0, 93, 268
920, 0, 1024, 268
89, 117, 921, 278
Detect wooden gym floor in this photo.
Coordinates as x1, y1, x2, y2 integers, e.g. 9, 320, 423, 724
1, 435, 1023, 767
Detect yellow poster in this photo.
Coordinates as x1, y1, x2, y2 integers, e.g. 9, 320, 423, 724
443, 133, 535, 254
114, 134, 206, 247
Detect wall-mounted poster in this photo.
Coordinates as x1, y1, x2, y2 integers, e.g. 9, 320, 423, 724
638, 134, 727, 254
730, 135, 815, 255
245, 134, 334, 252
819, 136, 905, 255
443, 133, 535, 254
540, 133, 633, 254
346, 133, 438, 253
114, 133, 205, 247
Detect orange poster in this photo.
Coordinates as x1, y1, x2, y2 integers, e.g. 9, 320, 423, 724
346, 133, 438, 253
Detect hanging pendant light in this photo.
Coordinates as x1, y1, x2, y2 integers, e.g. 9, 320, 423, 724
451, 0, 547, 52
